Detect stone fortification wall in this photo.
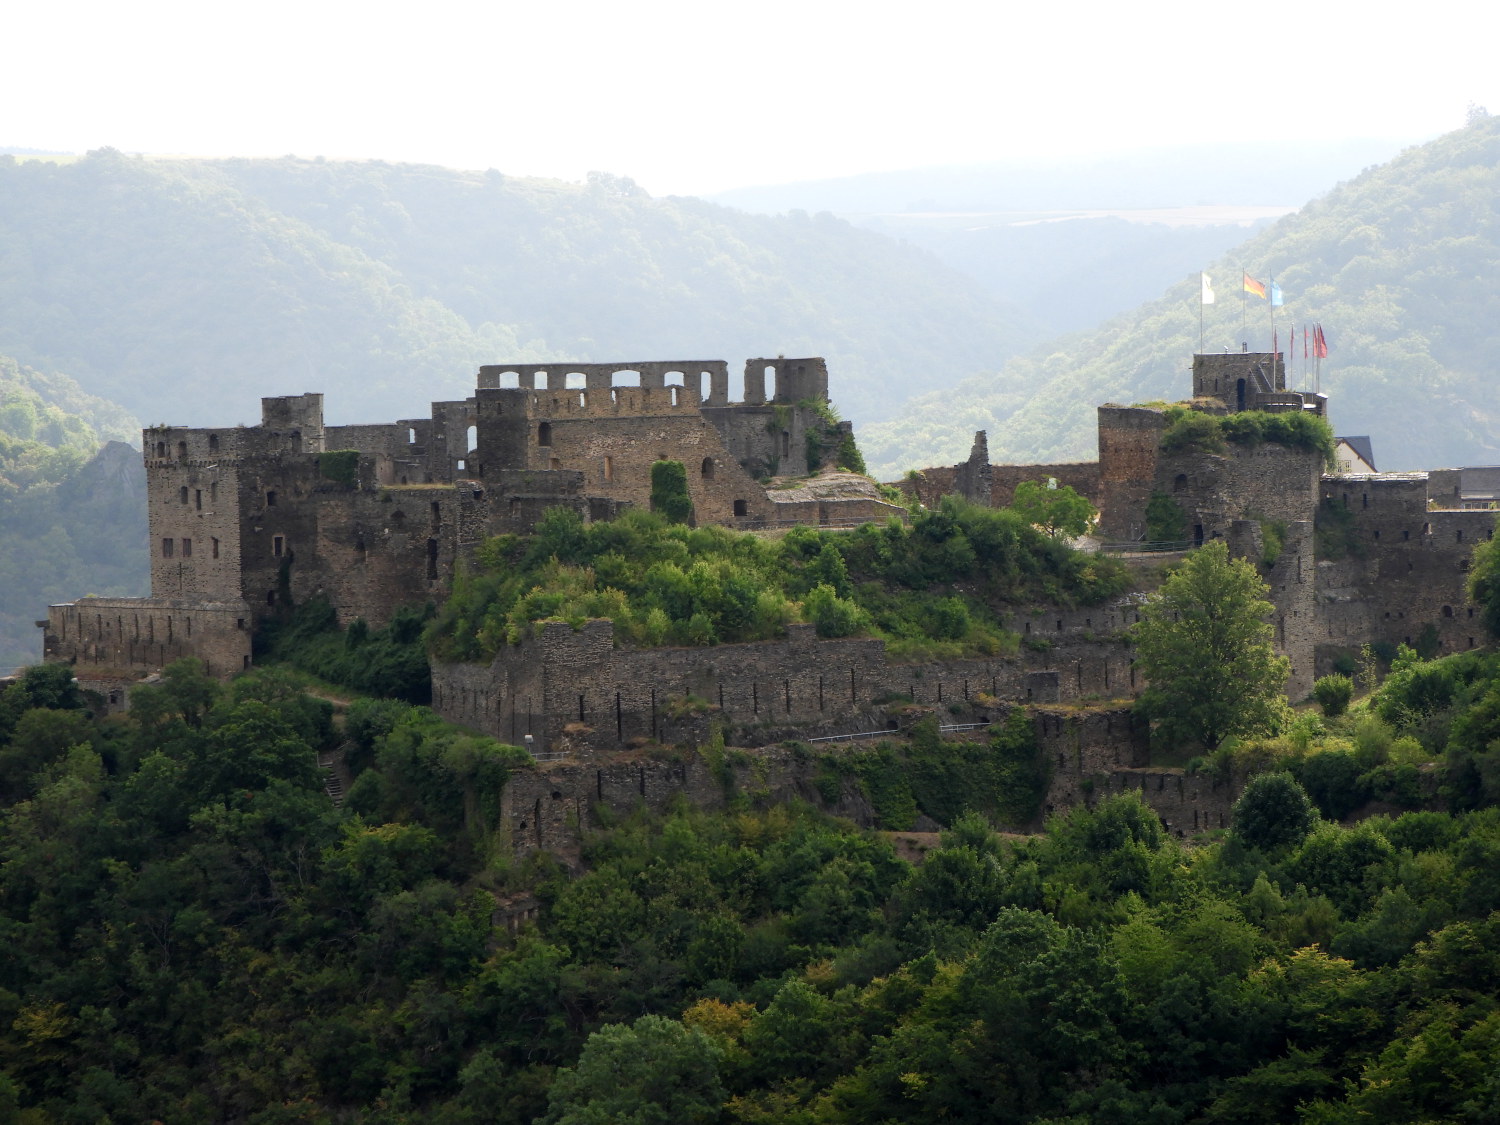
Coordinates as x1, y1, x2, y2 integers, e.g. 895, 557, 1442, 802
493, 702, 1237, 859
1096, 405, 1167, 540
1161, 442, 1322, 543
899, 454, 1100, 514
147, 453, 245, 602
478, 361, 733, 405
475, 385, 778, 522
44, 597, 252, 682
433, 606, 1144, 755
1314, 474, 1494, 672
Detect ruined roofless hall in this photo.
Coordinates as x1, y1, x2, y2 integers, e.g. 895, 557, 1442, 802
41, 356, 871, 695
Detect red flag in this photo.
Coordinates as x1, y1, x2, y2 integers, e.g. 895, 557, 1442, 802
1314, 324, 1329, 359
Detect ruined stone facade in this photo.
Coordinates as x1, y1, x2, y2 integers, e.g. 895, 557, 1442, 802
907, 349, 1490, 699
43, 356, 869, 696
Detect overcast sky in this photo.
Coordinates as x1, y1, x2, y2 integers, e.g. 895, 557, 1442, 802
6, 0, 1494, 197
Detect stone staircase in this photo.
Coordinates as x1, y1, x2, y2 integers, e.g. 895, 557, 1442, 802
318, 743, 351, 806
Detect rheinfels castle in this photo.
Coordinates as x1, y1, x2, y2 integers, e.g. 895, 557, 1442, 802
41, 350, 1492, 746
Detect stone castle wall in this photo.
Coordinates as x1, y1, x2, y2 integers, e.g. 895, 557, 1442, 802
432, 609, 1145, 756
44, 597, 252, 682
493, 702, 1239, 859
1314, 474, 1496, 672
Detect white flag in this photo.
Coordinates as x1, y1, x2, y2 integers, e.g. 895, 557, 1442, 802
1201, 272, 1215, 305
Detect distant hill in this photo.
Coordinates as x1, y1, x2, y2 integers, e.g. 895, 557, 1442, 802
860, 118, 1500, 476
0, 152, 1041, 429
0, 357, 146, 671
858, 212, 1276, 334
710, 139, 1411, 215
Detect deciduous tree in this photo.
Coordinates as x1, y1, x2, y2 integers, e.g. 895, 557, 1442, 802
1134, 540, 1289, 750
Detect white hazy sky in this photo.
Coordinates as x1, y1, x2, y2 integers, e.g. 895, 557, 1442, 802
5, 0, 1495, 197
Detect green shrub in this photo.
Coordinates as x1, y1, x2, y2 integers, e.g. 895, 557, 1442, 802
1312, 673, 1355, 716
650, 460, 693, 524
317, 449, 360, 486
1145, 491, 1188, 542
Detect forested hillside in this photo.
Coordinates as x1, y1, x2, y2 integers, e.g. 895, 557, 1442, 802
861, 115, 1500, 475
4, 628, 1500, 1121
0, 152, 1040, 430
0, 357, 146, 671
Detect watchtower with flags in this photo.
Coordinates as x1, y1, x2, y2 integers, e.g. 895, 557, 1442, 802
1191, 350, 1328, 418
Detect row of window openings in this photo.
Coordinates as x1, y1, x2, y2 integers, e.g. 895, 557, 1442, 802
1368, 526, 1489, 542
179, 485, 217, 507
155, 435, 221, 459
162, 536, 286, 559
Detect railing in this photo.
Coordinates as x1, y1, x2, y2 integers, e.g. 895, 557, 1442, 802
1091, 540, 1196, 554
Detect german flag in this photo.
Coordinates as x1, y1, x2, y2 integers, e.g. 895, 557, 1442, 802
1242, 271, 1268, 299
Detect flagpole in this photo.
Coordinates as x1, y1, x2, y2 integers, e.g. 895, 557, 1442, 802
1240, 269, 1247, 340
1269, 276, 1276, 360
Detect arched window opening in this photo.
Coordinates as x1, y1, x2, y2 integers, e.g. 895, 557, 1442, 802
208, 434, 219, 453
408, 427, 417, 444
701, 457, 715, 480
177, 441, 188, 460
1443, 605, 1454, 617
155, 441, 166, 458
466, 424, 477, 455
1173, 473, 1187, 493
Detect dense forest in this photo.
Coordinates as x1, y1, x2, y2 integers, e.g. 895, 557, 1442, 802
0, 357, 146, 672
4, 616, 1500, 1121
862, 114, 1500, 475
0, 152, 1039, 432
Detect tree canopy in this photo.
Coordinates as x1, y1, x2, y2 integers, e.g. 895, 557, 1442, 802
1134, 540, 1290, 750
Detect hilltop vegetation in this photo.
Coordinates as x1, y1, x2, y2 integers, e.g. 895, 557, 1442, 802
0, 357, 146, 671
0, 151, 1039, 429
428, 498, 1129, 666
862, 115, 1500, 475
